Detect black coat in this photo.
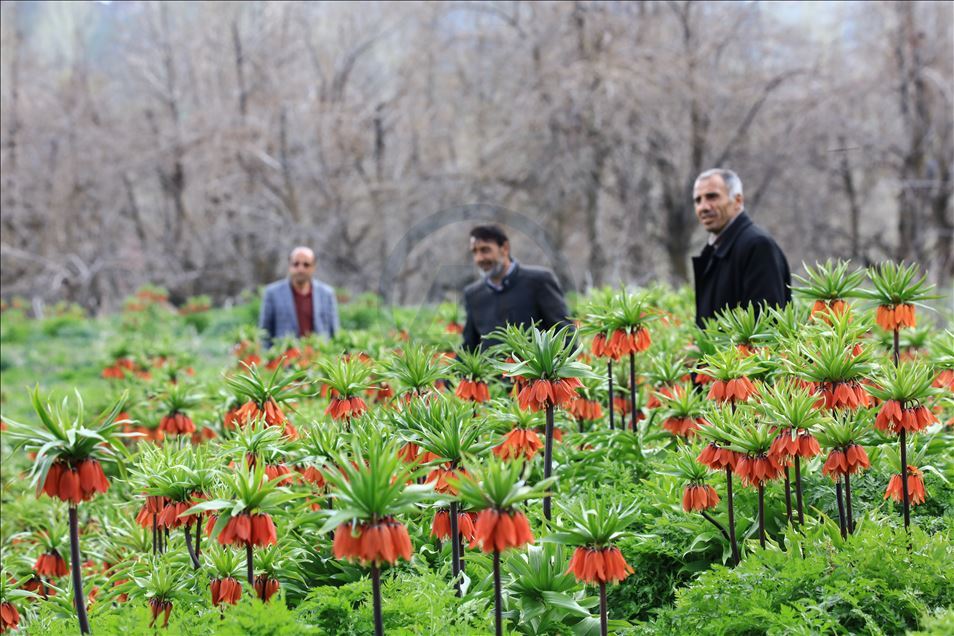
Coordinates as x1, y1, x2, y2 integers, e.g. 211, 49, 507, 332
462, 262, 571, 350
692, 212, 791, 328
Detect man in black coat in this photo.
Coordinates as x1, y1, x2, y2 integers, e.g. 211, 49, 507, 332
462, 224, 571, 349
691, 169, 791, 328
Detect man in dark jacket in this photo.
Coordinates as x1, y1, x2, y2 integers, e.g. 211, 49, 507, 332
691, 169, 791, 328
462, 224, 571, 349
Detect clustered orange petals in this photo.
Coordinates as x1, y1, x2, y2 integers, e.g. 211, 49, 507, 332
884, 466, 927, 505
157, 500, 199, 529
566, 546, 633, 584
934, 369, 954, 391
265, 463, 295, 486
136, 495, 168, 528
517, 378, 582, 412
325, 396, 369, 421
34, 551, 69, 578
217, 513, 277, 548
769, 430, 821, 459
296, 466, 325, 488
682, 484, 720, 512
735, 454, 785, 487
816, 381, 871, 410
473, 509, 534, 553
697, 442, 740, 471
811, 299, 849, 321
366, 383, 395, 403
235, 399, 295, 437
493, 428, 544, 461
426, 466, 466, 495
706, 377, 757, 404
661, 416, 705, 438
254, 575, 280, 602
42, 459, 110, 505
822, 444, 870, 479
612, 396, 631, 415
210, 577, 243, 607
876, 303, 916, 331
567, 398, 604, 421
431, 509, 479, 546
455, 379, 491, 403
148, 598, 173, 629
603, 327, 652, 359
875, 400, 936, 434
646, 385, 678, 410
0, 601, 20, 632
159, 412, 195, 436
332, 519, 413, 565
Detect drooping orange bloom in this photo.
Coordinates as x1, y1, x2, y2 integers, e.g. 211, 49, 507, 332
697, 442, 741, 471
492, 428, 543, 461
682, 484, 720, 512
567, 397, 604, 421
933, 369, 954, 391
815, 381, 870, 410
296, 465, 325, 488
223, 405, 243, 429
431, 509, 479, 546
876, 303, 916, 331
811, 299, 849, 321
822, 444, 870, 479
1, 601, 21, 633
332, 519, 413, 565
157, 500, 199, 529
265, 463, 295, 486
254, 575, 280, 602
606, 327, 651, 358
218, 513, 277, 547
875, 400, 935, 434
159, 412, 195, 436
591, 333, 619, 360
707, 377, 758, 404
325, 396, 369, 420
101, 365, 126, 380
646, 385, 676, 410
517, 378, 582, 412
366, 383, 395, 403
769, 430, 821, 460
473, 509, 534, 553
734, 454, 785, 487
41, 459, 110, 504
426, 466, 466, 496
136, 495, 168, 528
566, 546, 633, 584
148, 598, 173, 628
661, 416, 704, 438
612, 396, 631, 415
455, 379, 491, 403
34, 551, 69, 578
884, 466, 927, 505
210, 577, 243, 606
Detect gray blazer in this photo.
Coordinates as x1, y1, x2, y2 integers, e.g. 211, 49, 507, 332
259, 278, 339, 348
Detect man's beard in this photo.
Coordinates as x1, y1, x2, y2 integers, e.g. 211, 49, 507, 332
481, 261, 506, 280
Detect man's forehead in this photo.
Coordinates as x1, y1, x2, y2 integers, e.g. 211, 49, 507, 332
693, 176, 726, 195
470, 238, 496, 249
290, 248, 315, 261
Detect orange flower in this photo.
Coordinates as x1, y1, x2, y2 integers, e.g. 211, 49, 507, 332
254, 575, 280, 602
218, 513, 276, 547
707, 377, 757, 404
210, 577, 242, 606
646, 386, 677, 410
933, 369, 954, 391
734, 454, 785, 487
325, 396, 369, 421
811, 299, 849, 321
0, 601, 21, 632
697, 442, 740, 471
607, 327, 651, 358
333, 519, 413, 565
517, 378, 582, 412
875, 400, 935, 434
473, 509, 534, 553
884, 466, 927, 505
566, 546, 633, 584
426, 466, 466, 495
41, 460, 108, 505
591, 333, 620, 360
430, 510, 479, 546
816, 382, 870, 410
159, 412, 195, 436
661, 416, 704, 438
34, 551, 69, 578
148, 598, 173, 628
769, 430, 821, 459
297, 466, 325, 488
822, 444, 870, 479
157, 500, 197, 529
135, 495, 167, 528
612, 396, 631, 415
265, 463, 295, 486
682, 484, 720, 512
876, 303, 916, 331
492, 428, 544, 461
455, 379, 491, 403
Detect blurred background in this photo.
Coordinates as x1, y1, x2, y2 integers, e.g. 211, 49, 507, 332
0, 0, 951, 313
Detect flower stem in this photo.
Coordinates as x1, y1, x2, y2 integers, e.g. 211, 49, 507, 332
195, 523, 201, 559
449, 501, 461, 596
599, 581, 608, 636
629, 352, 637, 433
185, 525, 200, 570
543, 404, 554, 522
757, 483, 766, 549
246, 543, 254, 586
607, 361, 614, 430
69, 506, 90, 634
152, 515, 158, 555
493, 550, 503, 636
783, 466, 793, 525
700, 510, 731, 545
795, 456, 805, 526
900, 431, 911, 531
371, 563, 384, 636
844, 472, 854, 534
725, 467, 740, 566
835, 479, 847, 539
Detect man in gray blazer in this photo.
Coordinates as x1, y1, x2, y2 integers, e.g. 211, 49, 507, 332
259, 246, 340, 348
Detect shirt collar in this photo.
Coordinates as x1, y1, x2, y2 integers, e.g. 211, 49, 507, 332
484, 260, 518, 292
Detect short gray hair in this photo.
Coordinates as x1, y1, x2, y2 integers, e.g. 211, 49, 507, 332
695, 168, 743, 198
